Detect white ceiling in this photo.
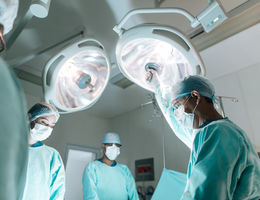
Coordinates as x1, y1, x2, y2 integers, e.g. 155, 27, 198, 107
4, 0, 260, 118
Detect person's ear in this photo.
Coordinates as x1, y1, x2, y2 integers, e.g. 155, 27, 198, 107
191, 90, 200, 105
30, 121, 35, 129
101, 144, 106, 152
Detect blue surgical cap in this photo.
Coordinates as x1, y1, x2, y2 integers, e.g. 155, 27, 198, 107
171, 75, 215, 100
102, 132, 121, 145
28, 103, 60, 122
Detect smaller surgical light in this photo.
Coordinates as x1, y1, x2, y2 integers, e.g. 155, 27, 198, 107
43, 39, 110, 113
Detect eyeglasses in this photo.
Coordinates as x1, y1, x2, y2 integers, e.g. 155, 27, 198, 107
172, 95, 191, 110
104, 143, 121, 148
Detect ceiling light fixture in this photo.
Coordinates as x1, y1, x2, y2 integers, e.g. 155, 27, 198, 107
113, 1, 227, 92
43, 39, 110, 113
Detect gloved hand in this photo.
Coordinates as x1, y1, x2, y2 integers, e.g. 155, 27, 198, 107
145, 68, 160, 92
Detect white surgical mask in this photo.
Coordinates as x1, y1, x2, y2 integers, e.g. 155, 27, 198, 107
30, 123, 53, 141
105, 144, 120, 161
174, 105, 195, 129
173, 96, 198, 130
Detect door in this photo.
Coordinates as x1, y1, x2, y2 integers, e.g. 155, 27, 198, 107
65, 144, 100, 200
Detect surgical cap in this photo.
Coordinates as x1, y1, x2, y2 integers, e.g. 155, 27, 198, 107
28, 102, 60, 123
0, 0, 18, 35
102, 132, 121, 145
171, 75, 215, 100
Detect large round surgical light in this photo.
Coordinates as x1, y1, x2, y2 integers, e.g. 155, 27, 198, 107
114, 4, 227, 92
43, 39, 110, 113
115, 24, 205, 92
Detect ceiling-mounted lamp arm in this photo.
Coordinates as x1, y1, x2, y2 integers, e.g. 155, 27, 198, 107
6, 0, 53, 51
113, 8, 200, 35
114, 0, 227, 35
6, 10, 34, 50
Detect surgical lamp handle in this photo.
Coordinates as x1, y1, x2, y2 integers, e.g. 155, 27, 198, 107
113, 8, 200, 35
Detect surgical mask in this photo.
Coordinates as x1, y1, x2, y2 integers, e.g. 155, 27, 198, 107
105, 144, 120, 161
174, 105, 195, 129
174, 96, 198, 129
30, 123, 53, 141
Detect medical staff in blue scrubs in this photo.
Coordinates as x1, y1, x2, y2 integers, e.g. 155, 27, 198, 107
22, 103, 65, 200
147, 72, 260, 200
0, 0, 28, 199
82, 132, 139, 200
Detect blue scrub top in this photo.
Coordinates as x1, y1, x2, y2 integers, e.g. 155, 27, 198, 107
22, 144, 65, 200
97, 158, 117, 166
0, 59, 28, 200
155, 88, 260, 199
82, 160, 139, 200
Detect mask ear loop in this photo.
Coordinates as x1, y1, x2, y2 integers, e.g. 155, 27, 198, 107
0, 25, 6, 53
192, 100, 199, 113
190, 92, 199, 113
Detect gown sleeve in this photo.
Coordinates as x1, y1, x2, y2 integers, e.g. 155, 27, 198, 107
181, 125, 243, 200
49, 150, 66, 200
82, 163, 99, 200
124, 166, 139, 200
0, 59, 28, 200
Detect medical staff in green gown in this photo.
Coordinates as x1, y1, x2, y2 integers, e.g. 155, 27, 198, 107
0, 0, 28, 199
82, 132, 139, 200
146, 72, 260, 200
22, 103, 65, 200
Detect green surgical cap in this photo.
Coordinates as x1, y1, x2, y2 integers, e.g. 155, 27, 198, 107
102, 132, 121, 145
28, 102, 60, 122
171, 75, 215, 100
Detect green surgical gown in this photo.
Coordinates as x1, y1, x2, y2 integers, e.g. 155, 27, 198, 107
0, 59, 28, 200
22, 144, 65, 200
155, 90, 260, 200
82, 160, 139, 200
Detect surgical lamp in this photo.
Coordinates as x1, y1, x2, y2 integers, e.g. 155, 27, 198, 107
113, 1, 227, 92
43, 39, 110, 113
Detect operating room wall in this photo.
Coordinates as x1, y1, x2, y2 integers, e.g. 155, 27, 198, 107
46, 109, 112, 161
110, 104, 191, 188
211, 61, 260, 153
